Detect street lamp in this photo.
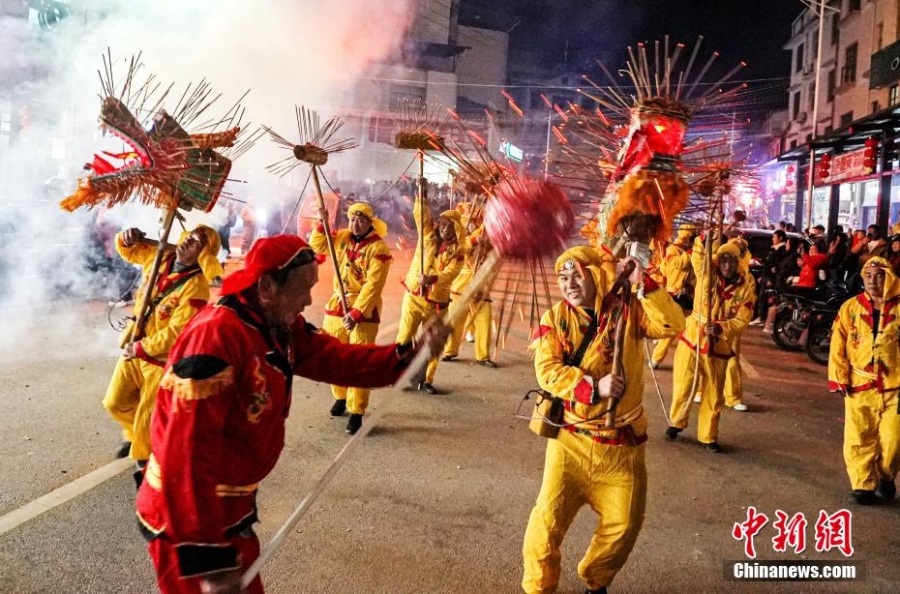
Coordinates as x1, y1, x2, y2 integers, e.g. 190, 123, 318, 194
799, 0, 839, 230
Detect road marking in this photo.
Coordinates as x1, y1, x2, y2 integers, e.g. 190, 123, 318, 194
0, 458, 133, 536
740, 355, 761, 379
0, 320, 403, 537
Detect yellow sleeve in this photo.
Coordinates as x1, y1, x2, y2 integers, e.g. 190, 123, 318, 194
533, 309, 590, 402
308, 223, 330, 255
115, 233, 157, 267
352, 241, 392, 315
139, 277, 210, 358
433, 247, 464, 296
717, 283, 754, 343
639, 285, 686, 340
827, 301, 852, 391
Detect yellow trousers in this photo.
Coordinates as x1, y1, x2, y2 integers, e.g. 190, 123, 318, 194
724, 335, 743, 407
443, 299, 492, 362
396, 293, 442, 384
321, 315, 380, 414
522, 430, 646, 593
843, 389, 900, 490
669, 341, 728, 444
102, 356, 164, 461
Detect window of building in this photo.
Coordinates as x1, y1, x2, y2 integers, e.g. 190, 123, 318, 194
841, 43, 858, 84
824, 126, 834, 135
806, 134, 813, 143
827, 69, 836, 101
876, 22, 884, 51
388, 84, 426, 110
831, 13, 839, 46
791, 140, 798, 149
795, 43, 804, 73
840, 111, 854, 127
848, 0, 861, 12
890, 84, 899, 106
872, 101, 882, 114
809, 81, 816, 110
792, 91, 801, 120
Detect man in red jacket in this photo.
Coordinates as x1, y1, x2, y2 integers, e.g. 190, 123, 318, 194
136, 234, 446, 593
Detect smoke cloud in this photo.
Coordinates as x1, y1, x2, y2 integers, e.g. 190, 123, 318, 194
0, 0, 416, 359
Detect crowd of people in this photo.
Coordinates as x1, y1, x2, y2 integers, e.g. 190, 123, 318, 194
80, 188, 900, 594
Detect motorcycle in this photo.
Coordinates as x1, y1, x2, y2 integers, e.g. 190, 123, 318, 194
770, 279, 850, 353
805, 303, 840, 365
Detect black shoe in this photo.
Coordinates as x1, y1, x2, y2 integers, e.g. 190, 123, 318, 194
115, 441, 132, 459
418, 382, 438, 395
664, 426, 681, 440
329, 399, 347, 417
851, 490, 879, 505
346, 413, 362, 435
878, 479, 897, 501
441, 354, 457, 362
705, 442, 722, 453
585, 587, 607, 594
477, 359, 497, 368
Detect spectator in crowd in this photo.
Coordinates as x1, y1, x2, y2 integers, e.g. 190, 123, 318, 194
860, 225, 888, 267
887, 235, 900, 275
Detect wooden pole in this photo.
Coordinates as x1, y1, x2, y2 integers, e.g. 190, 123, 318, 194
310, 166, 350, 312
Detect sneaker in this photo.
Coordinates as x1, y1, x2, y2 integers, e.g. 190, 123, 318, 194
731, 403, 749, 412
477, 359, 497, 368
585, 588, 607, 594
705, 442, 722, 453
693, 394, 702, 403
345, 413, 362, 435
649, 360, 660, 370
748, 318, 763, 326
441, 354, 458, 362
665, 426, 682, 440
762, 325, 774, 335
418, 382, 439, 395
465, 332, 475, 343
115, 441, 132, 459
878, 479, 897, 501
851, 489, 880, 505
329, 399, 347, 417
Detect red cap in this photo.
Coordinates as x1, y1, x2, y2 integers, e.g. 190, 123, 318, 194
220, 235, 325, 296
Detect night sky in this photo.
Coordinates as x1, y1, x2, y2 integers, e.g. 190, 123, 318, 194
461, 0, 803, 81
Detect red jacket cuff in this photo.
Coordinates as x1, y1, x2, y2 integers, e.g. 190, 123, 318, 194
573, 377, 594, 405
828, 381, 847, 393
641, 275, 660, 294
348, 308, 364, 322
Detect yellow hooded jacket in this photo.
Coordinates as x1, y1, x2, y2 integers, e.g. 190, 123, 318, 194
680, 235, 755, 357
403, 199, 465, 305
829, 257, 900, 394
310, 210, 393, 323
532, 247, 685, 442
115, 228, 215, 362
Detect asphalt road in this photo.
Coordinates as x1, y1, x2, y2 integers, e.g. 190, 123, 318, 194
1, 249, 899, 593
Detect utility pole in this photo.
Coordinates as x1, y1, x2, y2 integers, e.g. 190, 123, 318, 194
802, 0, 837, 230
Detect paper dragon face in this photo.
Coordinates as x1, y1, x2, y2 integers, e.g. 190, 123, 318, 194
618, 99, 691, 178
61, 96, 237, 213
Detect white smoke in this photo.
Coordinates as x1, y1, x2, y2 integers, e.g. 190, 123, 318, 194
0, 0, 416, 359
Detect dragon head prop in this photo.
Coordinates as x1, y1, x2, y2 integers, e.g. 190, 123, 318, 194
61, 54, 254, 214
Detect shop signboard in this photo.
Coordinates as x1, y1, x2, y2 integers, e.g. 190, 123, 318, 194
829, 148, 870, 183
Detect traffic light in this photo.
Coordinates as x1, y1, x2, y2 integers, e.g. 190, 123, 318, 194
863, 138, 878, 172
818, 153, 831, 181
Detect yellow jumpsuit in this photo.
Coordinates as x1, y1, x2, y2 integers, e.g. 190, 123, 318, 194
723, 241, 755, 407
396, 200, 465, 384
523, 272, 684, 593
310, 226, 392, 415
651, 240, 693, 365
669, 241, 755, 444
103, 236, 210, 461
443, 228, 493, 362
828, 272, 900, 491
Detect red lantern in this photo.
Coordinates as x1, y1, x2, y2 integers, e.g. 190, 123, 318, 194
818, 153, 832, 180
863, 138, 878, 172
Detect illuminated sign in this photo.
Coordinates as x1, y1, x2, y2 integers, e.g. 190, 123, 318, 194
500, 141, 524, 163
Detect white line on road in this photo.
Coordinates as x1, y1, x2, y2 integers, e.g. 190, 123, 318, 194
0, 458, 133, 536
0, 320, 404, 537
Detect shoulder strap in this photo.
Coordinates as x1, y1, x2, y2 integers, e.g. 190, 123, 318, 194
567, 313, 598, 368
